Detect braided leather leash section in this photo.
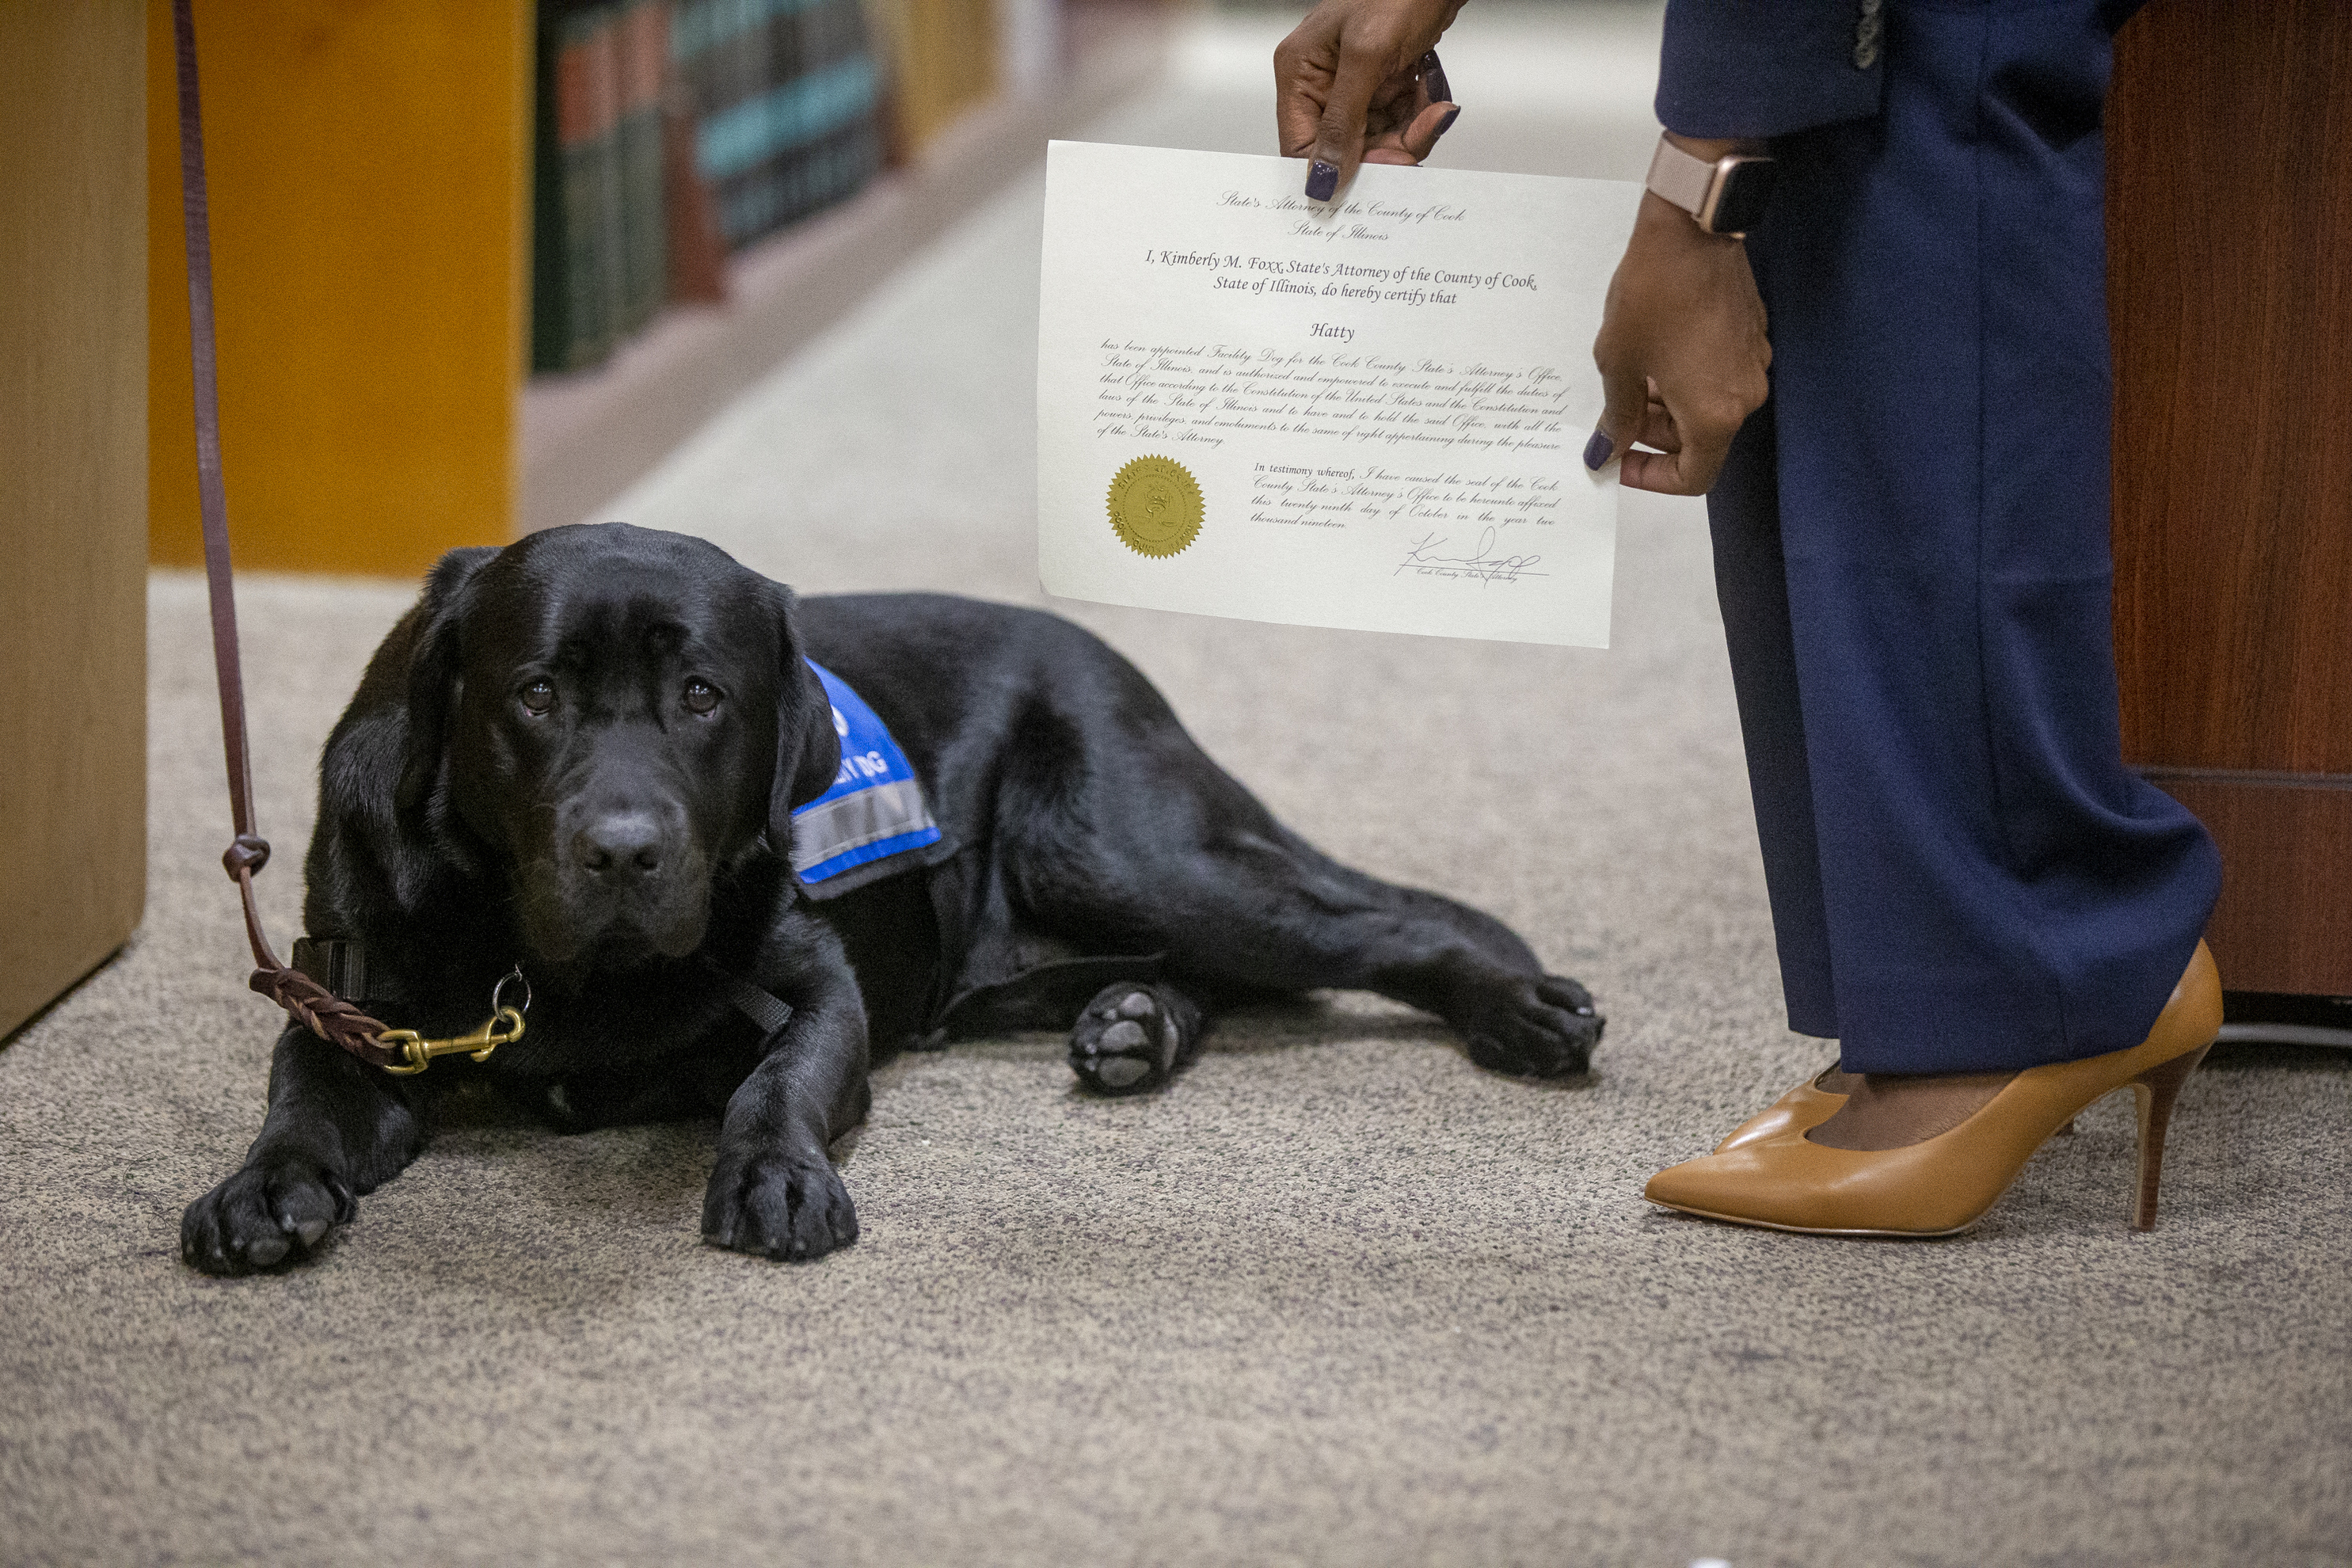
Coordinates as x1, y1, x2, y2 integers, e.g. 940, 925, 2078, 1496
249, 954, 402, 1070
177, 0, 394, 1071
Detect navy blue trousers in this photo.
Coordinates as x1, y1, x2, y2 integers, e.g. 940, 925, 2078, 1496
1709, 0, 2220, 1074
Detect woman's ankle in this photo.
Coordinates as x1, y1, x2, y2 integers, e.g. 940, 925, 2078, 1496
1804, 1070, 2017, 1151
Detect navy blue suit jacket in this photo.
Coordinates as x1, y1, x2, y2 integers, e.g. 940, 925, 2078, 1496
1658, 0, 2148, 139
1654, 0, 1886, 139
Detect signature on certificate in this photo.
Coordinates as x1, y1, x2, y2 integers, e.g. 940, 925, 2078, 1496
1395, 528, 1547, 584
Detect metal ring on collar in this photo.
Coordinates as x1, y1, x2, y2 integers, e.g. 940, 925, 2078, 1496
492, 965, 532, 1016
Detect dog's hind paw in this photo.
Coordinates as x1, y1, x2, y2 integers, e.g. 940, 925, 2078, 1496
1462, 973, 1603, 1080
701, 1151, 858, 1262
1069, 981, 1200, 1095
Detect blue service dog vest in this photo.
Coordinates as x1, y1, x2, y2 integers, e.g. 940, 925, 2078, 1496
789, 661, 946, 896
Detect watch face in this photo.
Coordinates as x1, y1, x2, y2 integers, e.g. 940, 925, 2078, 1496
1711, 159, 1779, 234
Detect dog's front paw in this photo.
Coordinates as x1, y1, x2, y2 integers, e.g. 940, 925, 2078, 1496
702, 1151, 858, 1262
181, 1156, 355, 1277
1462, 974, 1604, 1080
1069, 982, 1195, 1094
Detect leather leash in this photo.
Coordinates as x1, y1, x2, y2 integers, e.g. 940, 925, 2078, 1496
172, 0, 400, 1071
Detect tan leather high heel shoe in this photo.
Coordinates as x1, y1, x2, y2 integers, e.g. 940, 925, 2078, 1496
1646, 942, 2221, 1236
1712, 1066, 1852, 1153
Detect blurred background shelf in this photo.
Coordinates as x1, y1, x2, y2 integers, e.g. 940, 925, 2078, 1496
523, 0, 1174, 538
145, 0, 1178, 577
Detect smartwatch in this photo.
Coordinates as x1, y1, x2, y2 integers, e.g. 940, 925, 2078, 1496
1643, 135, 1778, 238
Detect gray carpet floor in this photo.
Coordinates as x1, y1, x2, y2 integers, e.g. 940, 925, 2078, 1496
5, 10, 2347, 1565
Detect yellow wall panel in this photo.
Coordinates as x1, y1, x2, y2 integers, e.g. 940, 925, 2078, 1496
148, 0, 531, 577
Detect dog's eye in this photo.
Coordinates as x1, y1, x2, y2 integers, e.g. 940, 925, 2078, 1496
519, 680, 557, 716
683, 679, 720, 716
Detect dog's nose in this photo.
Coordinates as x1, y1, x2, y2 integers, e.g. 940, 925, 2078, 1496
573, 812, 664, 880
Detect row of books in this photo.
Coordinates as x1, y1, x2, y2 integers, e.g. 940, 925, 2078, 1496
675, 0, 885, 245
532, 0, 667, 372
531, 0, 887, 373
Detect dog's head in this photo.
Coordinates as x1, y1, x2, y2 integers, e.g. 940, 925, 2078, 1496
393, 523, 839, 966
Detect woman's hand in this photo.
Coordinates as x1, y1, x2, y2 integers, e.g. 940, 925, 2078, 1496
1275, 0, 1467, 199
1588, 138, 1773, 496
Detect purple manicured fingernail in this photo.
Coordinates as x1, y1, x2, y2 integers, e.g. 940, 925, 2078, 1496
1433, 105, 1460, 141
1306, 160, 1339, 202
1421, 50, 1451, 105
1583, 430, 1613, 470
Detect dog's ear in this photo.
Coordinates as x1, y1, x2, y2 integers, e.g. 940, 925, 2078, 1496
395, 546, 498, 819
769, 583, 842, 851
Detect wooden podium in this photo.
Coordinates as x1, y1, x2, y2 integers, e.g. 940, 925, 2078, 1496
2108, 0, 2352, 1018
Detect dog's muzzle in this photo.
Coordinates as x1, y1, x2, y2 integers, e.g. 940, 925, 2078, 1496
522, 799, 710, 962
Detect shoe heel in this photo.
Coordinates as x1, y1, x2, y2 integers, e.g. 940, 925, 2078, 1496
2129, 1041, 2212, 1231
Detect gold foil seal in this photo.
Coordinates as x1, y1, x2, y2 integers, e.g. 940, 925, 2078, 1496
1106, 456, 1202, 558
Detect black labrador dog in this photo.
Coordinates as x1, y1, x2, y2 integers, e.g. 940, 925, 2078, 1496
181, 523, 1600, 1273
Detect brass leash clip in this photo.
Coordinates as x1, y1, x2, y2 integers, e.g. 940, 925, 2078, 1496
379, 1009, 523, 1075
378, 966, 531, 1076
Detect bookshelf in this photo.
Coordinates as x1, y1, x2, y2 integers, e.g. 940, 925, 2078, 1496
523, 1, 1172, 535
146, 0, 1177, 577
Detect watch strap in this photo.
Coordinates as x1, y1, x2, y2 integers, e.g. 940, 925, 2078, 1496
1644, 135, 1718, 221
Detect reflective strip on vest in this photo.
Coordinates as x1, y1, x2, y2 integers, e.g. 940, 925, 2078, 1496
790, 660, 943, 887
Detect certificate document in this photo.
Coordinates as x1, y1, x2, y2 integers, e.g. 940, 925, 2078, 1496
1037, 141, 1640, 648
